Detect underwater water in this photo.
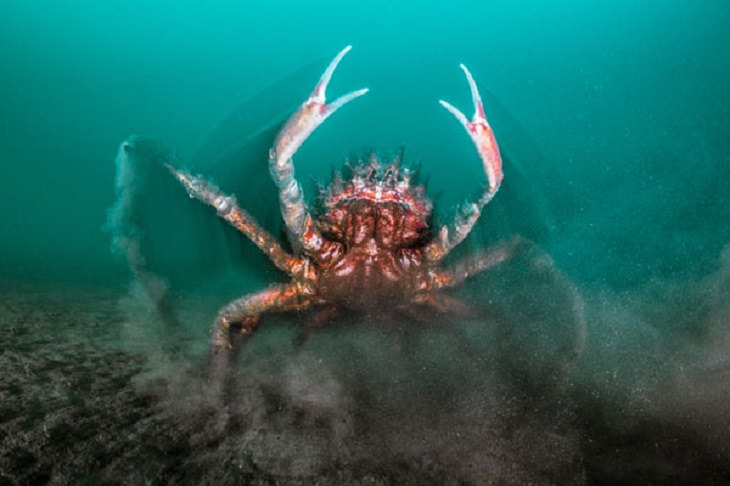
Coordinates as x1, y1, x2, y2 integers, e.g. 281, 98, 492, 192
1, 0, 730, 483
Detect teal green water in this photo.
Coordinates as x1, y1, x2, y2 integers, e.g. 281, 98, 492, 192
2, 1, 728, 288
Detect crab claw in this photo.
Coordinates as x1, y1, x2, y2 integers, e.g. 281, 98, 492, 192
440, 64, 503, 193
273, 45, 369, 165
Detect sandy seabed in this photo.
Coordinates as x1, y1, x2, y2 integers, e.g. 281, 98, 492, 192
1, 279, 729, 485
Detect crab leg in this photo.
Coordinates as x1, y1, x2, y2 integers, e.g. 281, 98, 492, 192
208, 282, 315, 391
211, 282, 313, 353
166, 165, 303, 275
269, 45, 368, 253
425, 65, 503, 263
431, 236, 521, 289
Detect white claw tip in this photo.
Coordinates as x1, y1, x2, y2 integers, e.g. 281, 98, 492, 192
336, 45, 353, 61
439, 99, 469, 127
459, 64, 474, 81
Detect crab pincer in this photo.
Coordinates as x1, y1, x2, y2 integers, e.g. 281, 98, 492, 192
439, 64, 503, 194
269, 45, 369, 249
272, 45, 369, 166
423, 64, 505, 262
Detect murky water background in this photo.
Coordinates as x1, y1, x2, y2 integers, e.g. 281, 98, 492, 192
1, 1, 729, 483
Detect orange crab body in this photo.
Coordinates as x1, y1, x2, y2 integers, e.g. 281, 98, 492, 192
313, 161, 432, 311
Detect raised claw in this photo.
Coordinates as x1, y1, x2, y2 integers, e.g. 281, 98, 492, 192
273, 45, 369, 165
269, 46, 368, 253
424, 64, 504, 263
439, 64, 503, 193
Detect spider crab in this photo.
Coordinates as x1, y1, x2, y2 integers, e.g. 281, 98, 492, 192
166, 46, 521, 374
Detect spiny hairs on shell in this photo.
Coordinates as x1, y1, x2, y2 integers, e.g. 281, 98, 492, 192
318, 150, 433, 217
